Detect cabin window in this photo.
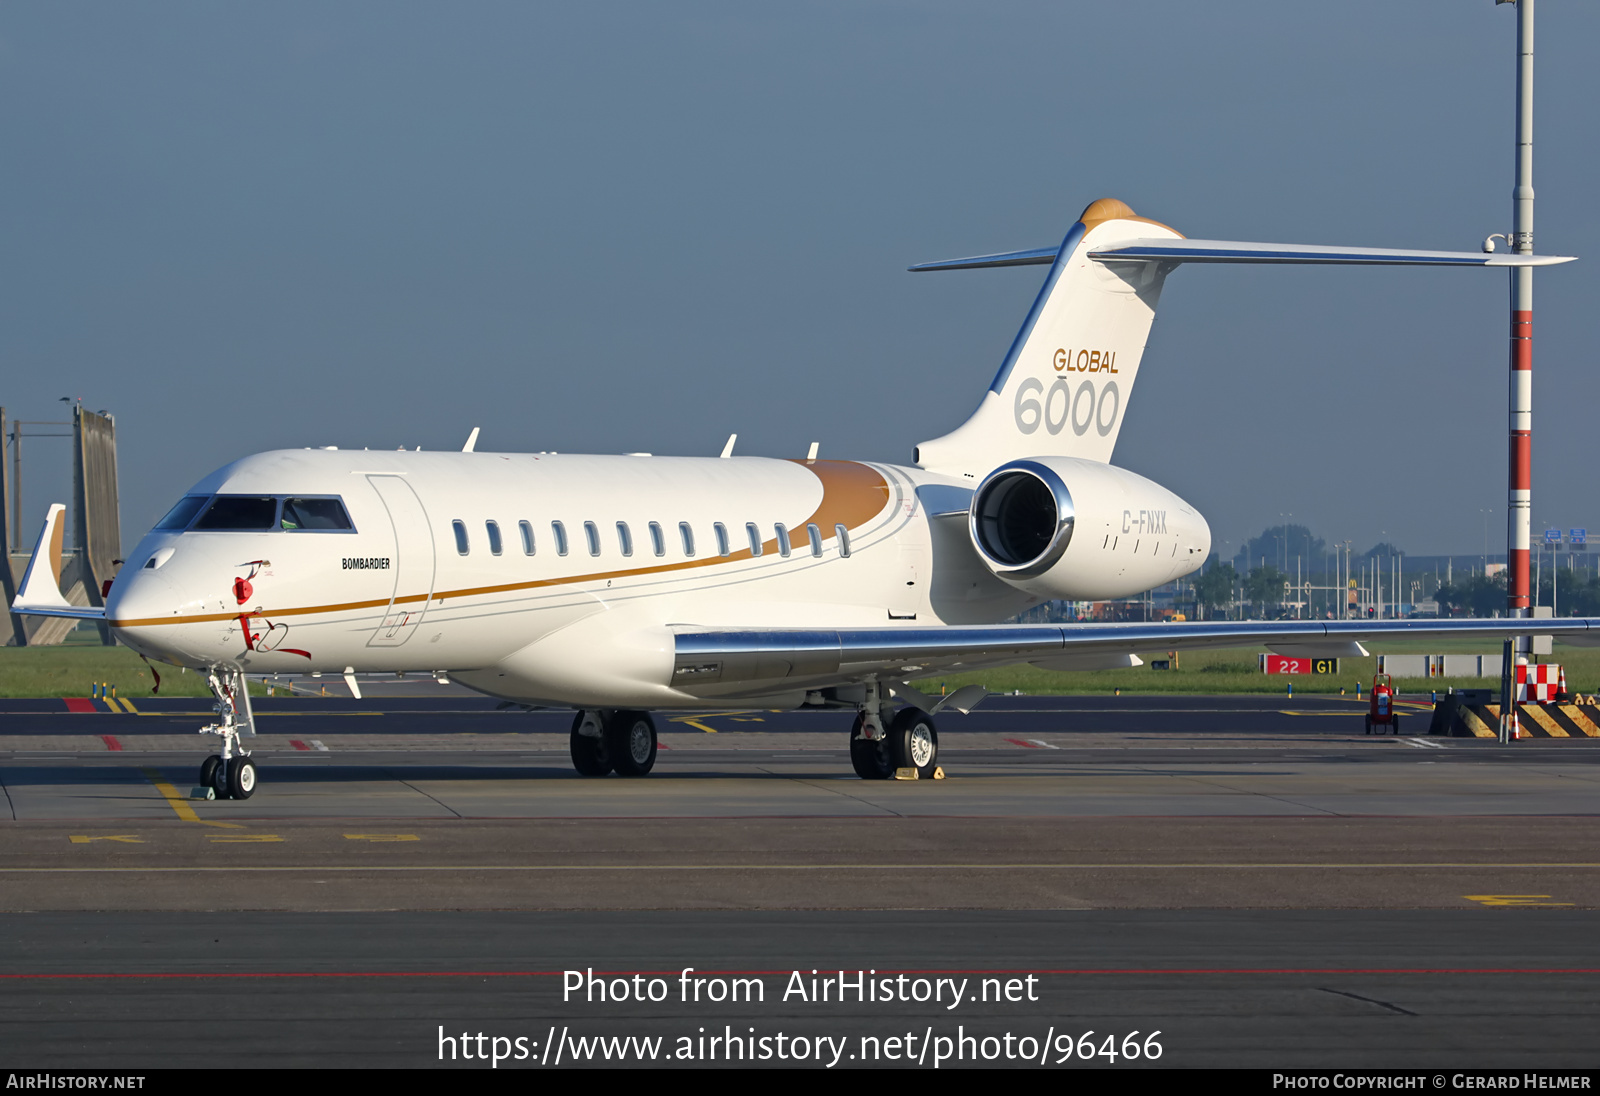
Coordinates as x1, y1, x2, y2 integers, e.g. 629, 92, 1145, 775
519, 520, 535, 555
584, 521, 601, 557
679, 522, 695, 557
280, 497, 354, 531
616, 521, 633, 557
835, 524, 851, 557
774, 523, 791, 558
714, 523, 730, 557
486, 520, 503, 556
745, 522, 762, 556
551, 521, 569, 556
193, 496, 278, 532
452, 520, 470, 555
154, 496, 210, 531
648, 522, 665, 557
807, 523, 822, 557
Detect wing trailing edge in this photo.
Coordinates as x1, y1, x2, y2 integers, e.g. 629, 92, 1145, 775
673, 618, 1600, 692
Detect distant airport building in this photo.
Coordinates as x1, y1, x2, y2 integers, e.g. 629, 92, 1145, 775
1, 406, 121, 646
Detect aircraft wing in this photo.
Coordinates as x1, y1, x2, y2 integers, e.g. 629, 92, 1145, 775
672, 618, 1600, 693
9, 503, 106, 621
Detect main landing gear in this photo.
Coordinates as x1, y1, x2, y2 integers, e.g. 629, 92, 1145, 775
193, 667, 258, 800
565, 697, 940, 781
569, 709, 659, 776
851, 705, 940, 780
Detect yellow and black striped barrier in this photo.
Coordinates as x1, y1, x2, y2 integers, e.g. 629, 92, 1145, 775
1428, 696, 1600, 738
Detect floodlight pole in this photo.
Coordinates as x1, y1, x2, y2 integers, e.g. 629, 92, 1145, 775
1498, 0, 1535, 743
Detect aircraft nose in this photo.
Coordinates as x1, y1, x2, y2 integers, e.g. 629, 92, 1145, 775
107, 567, 201, 663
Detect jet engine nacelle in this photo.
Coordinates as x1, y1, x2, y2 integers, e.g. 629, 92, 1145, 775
967, 457, 1211, 601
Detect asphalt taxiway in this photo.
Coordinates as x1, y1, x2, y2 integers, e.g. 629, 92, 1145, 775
1, 694, 1596, 1068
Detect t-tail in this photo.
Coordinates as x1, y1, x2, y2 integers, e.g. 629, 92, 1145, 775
911, 197, 1575, 481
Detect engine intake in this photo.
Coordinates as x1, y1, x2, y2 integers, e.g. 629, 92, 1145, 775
969, 460, 1075, 578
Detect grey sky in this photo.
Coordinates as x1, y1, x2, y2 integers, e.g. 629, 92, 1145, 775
2, 1, 1595, 561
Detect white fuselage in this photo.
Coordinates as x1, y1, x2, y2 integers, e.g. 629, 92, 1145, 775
107, 448, 1209, 708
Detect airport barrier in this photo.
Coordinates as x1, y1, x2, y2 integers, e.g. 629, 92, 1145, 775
1427, 694, 1600, 738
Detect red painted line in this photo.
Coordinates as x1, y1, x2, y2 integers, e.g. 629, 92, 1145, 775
289, 740, 310, 751
0, 967, 1597, 981
100, 735, 122, 752
1004, 738, 1039, 749
63, 698, 96, 713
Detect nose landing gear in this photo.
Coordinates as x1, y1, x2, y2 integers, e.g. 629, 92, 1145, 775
192, 667, 258, 800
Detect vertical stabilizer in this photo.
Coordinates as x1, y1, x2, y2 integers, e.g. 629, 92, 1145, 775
914, 199, 1182, 479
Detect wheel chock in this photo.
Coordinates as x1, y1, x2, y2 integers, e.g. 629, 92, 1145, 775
893, 767, 920, 780
190, 786, 215, 801
932, 766, 946, 780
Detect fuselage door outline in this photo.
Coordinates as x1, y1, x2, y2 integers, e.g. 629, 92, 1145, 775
365, 475, 437, 648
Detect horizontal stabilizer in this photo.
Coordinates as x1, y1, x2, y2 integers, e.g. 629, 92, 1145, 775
908, 246, 1062, 272
912, 240, 1576, 271
11, 503, 105, 621
1092, 239, 1577, 267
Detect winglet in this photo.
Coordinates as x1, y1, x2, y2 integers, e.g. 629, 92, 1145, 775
462, 427, 480, 453
12, 504, 104, 620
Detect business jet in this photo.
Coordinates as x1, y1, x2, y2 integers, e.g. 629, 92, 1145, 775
13, 198, 1591, 800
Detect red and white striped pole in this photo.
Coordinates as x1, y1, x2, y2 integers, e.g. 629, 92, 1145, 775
1499, 0, 1535, 744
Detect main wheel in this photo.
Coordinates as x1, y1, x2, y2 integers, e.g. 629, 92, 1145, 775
227, 757, 257, 800
888, 707, 939, 779
570, 711, 613, 776
199, 755, 221, 788
607, 710, 658, 776
848, 712, 894, 780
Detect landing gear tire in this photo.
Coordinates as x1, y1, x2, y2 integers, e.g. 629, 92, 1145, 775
210, 758, 231, 799
849, 712, 894, 780
570, 711, 613, 776
199, 755, 222, 789
608, 710, 658, 777
888, 707, 939, 779
227, 757, 257, 800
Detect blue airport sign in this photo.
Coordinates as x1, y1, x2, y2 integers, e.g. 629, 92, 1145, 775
1544, 528, 1562, 545
1572, 528, 1588, 545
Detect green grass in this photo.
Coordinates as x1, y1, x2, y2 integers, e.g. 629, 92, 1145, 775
0, 646, 234, 698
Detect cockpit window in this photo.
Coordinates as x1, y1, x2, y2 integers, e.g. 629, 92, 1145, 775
154, 496, 210, 531
280, 497, 354, 531
192, 496, 279, 531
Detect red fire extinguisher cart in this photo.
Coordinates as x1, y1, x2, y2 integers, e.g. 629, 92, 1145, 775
1365, 673, 1400, 735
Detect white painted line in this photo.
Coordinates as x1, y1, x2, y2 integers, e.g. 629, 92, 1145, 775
310, 740, 329, 751
1401, 738, 1447, 750
1026, 739, 1061, 750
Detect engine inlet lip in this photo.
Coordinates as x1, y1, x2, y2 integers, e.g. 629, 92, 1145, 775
968, 459, 1076, 579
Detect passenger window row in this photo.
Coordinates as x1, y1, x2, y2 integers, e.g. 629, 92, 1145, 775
449, 519, 852, 560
